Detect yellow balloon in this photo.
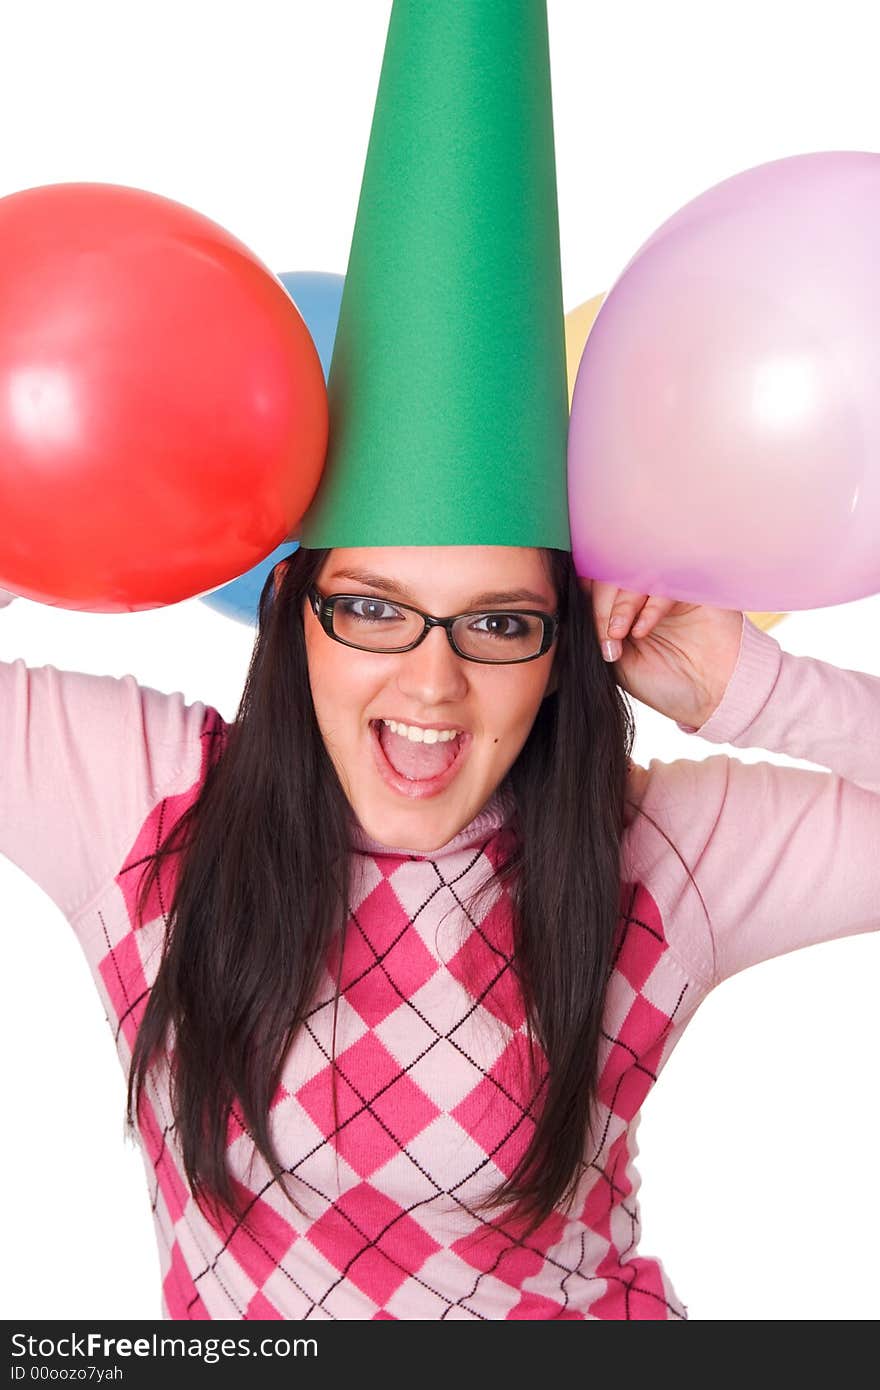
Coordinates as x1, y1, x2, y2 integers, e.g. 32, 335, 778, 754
563, 292, 786, 633
564, 292, 606, 406
743, 610, 786, 633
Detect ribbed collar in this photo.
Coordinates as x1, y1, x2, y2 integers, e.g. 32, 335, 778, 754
349, 778, 516, 858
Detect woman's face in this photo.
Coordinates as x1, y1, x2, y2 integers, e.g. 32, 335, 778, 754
289, 546, 558, 852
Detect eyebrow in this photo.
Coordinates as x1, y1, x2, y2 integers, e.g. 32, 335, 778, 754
326, 567, 555, 609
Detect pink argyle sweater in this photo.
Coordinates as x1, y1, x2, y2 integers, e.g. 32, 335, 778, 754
1, 616, 878, 1319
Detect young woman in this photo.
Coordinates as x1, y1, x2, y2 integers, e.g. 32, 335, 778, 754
1, 540, 876, 1319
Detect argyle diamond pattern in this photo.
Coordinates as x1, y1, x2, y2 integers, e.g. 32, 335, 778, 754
85, 710, 694, 1319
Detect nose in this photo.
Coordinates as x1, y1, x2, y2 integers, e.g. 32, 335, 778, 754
394, 625, 469, 707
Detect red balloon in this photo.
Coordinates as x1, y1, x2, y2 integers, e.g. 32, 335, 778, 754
0, 182, 328, 612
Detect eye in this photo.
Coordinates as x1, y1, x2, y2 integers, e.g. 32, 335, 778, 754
337, 596, 404, 623
469, 612, 530, 639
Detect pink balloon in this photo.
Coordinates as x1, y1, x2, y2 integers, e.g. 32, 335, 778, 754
568, 151, 880, 611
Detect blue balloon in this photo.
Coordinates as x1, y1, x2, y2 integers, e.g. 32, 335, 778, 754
199, 271, 343, 627
277, 271, 345, 380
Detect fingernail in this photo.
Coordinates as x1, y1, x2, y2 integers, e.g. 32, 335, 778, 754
602, 639, 623, 662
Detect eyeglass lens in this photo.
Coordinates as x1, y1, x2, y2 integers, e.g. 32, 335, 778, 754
330, 596, 546, 661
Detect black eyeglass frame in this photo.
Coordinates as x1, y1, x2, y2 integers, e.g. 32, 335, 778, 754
307, 586, 560, 665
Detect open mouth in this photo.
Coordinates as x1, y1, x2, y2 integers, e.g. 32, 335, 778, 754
369, 720, 471, 799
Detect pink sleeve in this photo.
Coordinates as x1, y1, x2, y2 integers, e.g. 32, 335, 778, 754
0, 659, 211, 921
624, 616, 880, 986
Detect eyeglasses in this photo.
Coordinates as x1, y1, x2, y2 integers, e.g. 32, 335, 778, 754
307, 587, 559, 665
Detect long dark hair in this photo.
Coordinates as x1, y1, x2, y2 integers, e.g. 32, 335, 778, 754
126, 544, 694, 1235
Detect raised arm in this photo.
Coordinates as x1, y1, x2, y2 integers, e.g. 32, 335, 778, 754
624, 617, 880, 987
0, 658, 211, 921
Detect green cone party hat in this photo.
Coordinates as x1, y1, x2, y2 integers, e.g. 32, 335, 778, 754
297, 0, 570, 550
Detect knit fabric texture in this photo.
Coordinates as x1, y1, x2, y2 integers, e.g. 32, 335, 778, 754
1, 615, 878, 1318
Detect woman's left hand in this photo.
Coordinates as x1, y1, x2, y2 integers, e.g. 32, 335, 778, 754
582, 578, 745, 729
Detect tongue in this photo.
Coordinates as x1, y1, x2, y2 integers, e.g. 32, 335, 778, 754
378, 723, 460, 781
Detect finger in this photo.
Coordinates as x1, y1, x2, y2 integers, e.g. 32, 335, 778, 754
587, 580, 627, 633
629, 596, 677, 637
588, 586, 643, 664
596, 589, 650, 639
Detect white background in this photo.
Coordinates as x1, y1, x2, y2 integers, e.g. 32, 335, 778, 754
1, 0, 878, 1322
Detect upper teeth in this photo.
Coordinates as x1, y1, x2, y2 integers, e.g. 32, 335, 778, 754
382, 719, 460, 744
